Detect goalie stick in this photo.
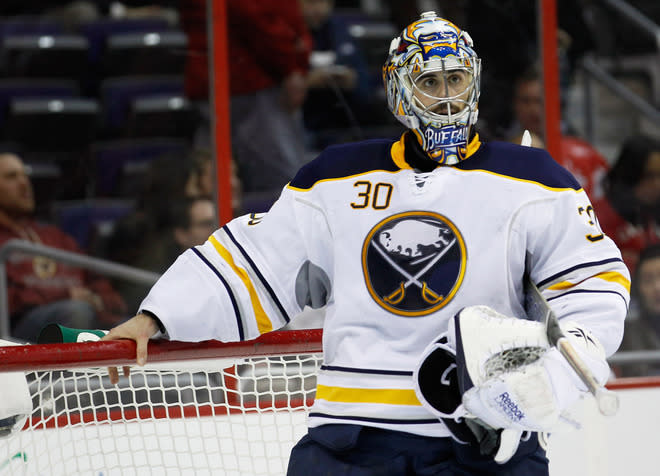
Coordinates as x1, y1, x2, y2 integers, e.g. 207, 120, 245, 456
523, 275, 620, 416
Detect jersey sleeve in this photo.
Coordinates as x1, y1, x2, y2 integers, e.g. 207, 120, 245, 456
138, 187, 333, 342
520, 188, 630, 356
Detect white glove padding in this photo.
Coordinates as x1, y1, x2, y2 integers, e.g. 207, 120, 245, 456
415, 334, 525, 464
451, 306, 609, 433
0, 340, 32, 439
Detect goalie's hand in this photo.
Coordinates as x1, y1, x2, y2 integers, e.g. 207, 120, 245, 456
102, 313, 160, 384
451, 306, 610, 433
461, 350, 561, 432
413, 335, 523, 463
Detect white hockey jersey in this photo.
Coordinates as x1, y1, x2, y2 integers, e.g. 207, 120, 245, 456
140, 134, 630, 438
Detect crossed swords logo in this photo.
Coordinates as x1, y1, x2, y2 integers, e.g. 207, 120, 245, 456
370, 235, 457, 306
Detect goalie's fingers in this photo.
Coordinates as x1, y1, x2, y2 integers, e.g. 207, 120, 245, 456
107, 365, 133, 385
135, 333, 150, 367
102, 313, 159, 384
494, 429, 523, 464
108, 366, 120, 385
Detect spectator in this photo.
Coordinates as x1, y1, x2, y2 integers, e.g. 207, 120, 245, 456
0, 153, 127, 342
105, 149, 230, 310
113, 196, 217, 312
142, 195, 217, 273
592, 135, 660, 274
179, 0, 313, 198
507, 66, 610, 200
299, 0, 370, 149
617, 244, 660, 377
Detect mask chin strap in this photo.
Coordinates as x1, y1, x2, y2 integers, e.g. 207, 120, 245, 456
425, 130, 482, 165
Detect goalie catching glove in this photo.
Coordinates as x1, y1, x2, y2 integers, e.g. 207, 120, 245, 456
414, 305, 610, 462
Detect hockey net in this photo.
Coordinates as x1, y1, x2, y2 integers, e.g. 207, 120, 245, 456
0, 329, 323, 476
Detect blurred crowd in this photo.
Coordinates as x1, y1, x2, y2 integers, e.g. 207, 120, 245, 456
0, 0, 659, 375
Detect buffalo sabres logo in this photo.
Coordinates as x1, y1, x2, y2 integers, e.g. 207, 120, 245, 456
362, 211, 466, 316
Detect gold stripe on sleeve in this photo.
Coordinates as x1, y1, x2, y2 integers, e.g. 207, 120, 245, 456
547, 271, 631, 293
208, 235, 273, 334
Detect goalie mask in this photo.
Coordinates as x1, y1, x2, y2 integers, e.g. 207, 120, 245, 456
383, 12, 481, 165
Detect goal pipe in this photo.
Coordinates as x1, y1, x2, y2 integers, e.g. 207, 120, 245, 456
0, 328, 323, 372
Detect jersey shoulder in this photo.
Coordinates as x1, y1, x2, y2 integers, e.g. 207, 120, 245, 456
458, 141, 582, 190
289, 139, 399, 190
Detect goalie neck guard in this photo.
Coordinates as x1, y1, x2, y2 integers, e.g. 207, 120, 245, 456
383, 12, 481, 165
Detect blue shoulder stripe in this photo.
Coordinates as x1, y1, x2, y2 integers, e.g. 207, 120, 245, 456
537, 257, 624, 287
547, 288, 629, 308
320, 365, 413, 376
457, 141, 582, 190
223, 225, 291, 323
289, 139, 399, 190
191, 247, 244, 340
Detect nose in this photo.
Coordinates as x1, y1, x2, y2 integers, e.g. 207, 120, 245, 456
429, 101, 461, 115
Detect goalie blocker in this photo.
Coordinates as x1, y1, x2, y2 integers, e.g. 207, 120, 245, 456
414, 305, 610, 463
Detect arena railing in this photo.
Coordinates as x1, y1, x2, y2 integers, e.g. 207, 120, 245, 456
0, 239, 160, 339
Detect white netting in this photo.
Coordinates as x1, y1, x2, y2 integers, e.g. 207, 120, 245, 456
0, 354, 323, 476
483, 347, 546, 380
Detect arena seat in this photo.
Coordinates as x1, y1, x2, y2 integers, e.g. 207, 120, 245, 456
78, 17, 174, 66
1, 34, 90, 79
126, 95, 197, 140
52, 199, 136, 251
0, 78, 79, 131
90, 137, 189, 197
4, 97, 100, 151
100, 75, 184, 135
101, 30, 187, 78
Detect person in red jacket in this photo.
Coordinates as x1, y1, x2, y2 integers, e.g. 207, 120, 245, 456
0, 153, 127, 342
180, 0, 312, 199
506, 67, 610, 201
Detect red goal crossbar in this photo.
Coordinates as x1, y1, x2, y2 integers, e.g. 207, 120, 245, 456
0, 329, 323, 372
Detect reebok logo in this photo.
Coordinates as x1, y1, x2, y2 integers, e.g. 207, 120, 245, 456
496, 392, 525, 422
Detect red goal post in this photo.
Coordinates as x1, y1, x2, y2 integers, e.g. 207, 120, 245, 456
0, 330, 323, 475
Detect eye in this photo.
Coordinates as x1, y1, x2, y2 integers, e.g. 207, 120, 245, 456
421, 76, 437, 89
447, 72, 465, 86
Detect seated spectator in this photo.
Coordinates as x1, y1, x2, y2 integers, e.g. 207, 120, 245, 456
591, 135, 660, 274
105, 153, 200, 270
507, 66, 610, 200
110, 196, 217, 312
617, 244, 660, 377
139, 195, 217, 274
0, 153, 127, 342
299, 0, 370, 148
105, 149, 227, 310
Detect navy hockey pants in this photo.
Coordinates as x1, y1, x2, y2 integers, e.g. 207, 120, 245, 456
287, 424, 548, 476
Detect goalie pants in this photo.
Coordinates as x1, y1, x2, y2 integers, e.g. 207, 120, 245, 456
287, 424, 548, 476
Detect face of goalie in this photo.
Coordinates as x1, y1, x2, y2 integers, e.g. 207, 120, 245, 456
411, 67, 473, 117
